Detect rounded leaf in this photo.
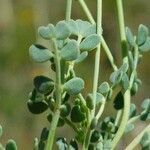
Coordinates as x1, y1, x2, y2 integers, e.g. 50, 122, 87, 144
70, 105, 85, 123
29, 89, 44, 102
33, 75, 54, 95
75, 51, 88, 64
69, 139, 78, 150
6, 140, 17, 150
113, 92, 124, 110
126, 27, 135, 46
40, 127, 49, 141
125, 124, 134, 133
60, 103, 71, 117
64, 77, 84, 95
98, 82, 110, 95
129, 103, 137, 119
139, 37, 150, 52
79, 34, 101, 51
90, 130, 100, 143
38, 24, 55, 39
140, 132, 150, 149
60, 40, 79, 61
90, 118, 98, 130
55, 21, 70, 39
56, 138, 68, 150
67, 20, 78, 35
27, 100, 48, 114
29, 44, 53, 63
137, 24, 149, 46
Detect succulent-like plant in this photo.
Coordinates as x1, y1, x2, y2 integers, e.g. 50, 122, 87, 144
0, 0, 150, 150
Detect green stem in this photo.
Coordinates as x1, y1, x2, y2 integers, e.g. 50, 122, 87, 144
111, 90, 131, 149
96, 99, 106, 120
125, 124, 150, 150
127, 115, 141, 125
114, 110, 123, 126
116, 0, 127, 58
82, 1, 103, 149
78, 0, 117, 71
66, 0, 72, 20
45, 39, 62, 150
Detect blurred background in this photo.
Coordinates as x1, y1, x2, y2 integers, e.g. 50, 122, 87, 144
0, 0, 149, 149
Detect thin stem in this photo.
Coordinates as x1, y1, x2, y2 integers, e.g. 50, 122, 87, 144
111, 90, 131, 149
114, 110, 123, 126
92, 0, 102, 116
116, 0, 127, 57
78, 0, 95, 24
129, 45, 139, 88
82, 1, 103, 149
125, 124, 150, 150
66, 0, 72, 21
127, 115, 141, 125
45, 39, 62, 150
78, 0, 117, 71
96, 100, 106, 120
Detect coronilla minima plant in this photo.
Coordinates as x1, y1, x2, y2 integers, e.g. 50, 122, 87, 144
1, 0, 150, 150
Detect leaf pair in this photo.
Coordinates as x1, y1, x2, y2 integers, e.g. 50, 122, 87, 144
126, 25, 150, 52
39, 21, 71, 40
56, 138, 78, 150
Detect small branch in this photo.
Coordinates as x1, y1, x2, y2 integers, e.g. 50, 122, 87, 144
96, 100, 106, 120
127, 115, 141, 125
66, 0, 72, 21
116, 0, 127, 58
125, 124, 150, 150
77, 0, 117, 71
111, 90, 131, 149
114, 110, 123, 126
45, 39, 62, 150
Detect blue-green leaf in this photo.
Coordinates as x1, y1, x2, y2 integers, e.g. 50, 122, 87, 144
34, 76, 54, 95
98, 82, 110, 95
67, 20, 78, 36
139, 37, 150, 52
79, 34, 101, 51
140, 132, 150, 150
38, 24, 55, 39
64, 77, 84, 95
137, 24, 149, 46
75, 51, 88, 64
125, 124, 134, 133
56, 138, 68, 150
60, 40, 79, 61
29, 44, 53, 63
126, 27, 135, 46
129, 103, 137, 119
55, 21, 70, 39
